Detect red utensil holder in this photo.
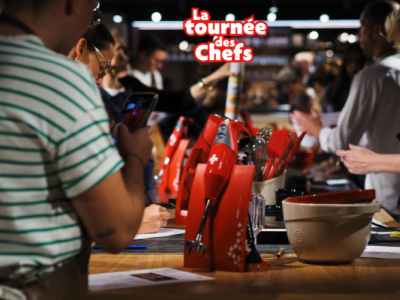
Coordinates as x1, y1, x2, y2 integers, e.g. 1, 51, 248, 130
184, 164, 269, 272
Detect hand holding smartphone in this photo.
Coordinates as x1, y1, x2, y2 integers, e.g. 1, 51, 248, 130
112, 92, 159, 140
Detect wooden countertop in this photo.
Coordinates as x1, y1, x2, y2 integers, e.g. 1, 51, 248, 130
88, 209, 400, 299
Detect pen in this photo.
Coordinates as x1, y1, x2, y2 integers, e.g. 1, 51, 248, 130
93, 245, 148, 249
277, 247, 284, 258
144, 186, 153, 205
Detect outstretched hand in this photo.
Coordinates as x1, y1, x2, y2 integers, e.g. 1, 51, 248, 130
289, 109, 323, 137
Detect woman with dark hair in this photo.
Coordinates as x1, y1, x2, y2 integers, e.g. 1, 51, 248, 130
68, 23, 171, 235
68, 23, 115, 89
321, 43, 366, 112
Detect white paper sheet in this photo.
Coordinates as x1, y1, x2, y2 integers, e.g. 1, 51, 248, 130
133, 228, 185, 240
361, 246, 400, 259
89, 268, 214, 291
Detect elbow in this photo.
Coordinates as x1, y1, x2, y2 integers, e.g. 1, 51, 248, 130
93, 223, 141, 253
95, 232, 136, 253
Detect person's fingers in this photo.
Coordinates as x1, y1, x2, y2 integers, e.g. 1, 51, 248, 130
349, 144, 362, 151
336, 150, 345, 157
160, 211, 170, 220
158, 205, 167, 212
145, 125, 153, 135
310, 108, 319, 118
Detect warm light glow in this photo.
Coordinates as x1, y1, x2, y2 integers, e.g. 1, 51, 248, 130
270, 6, 278, 13
338, 32, 349, 43
348, 34, 357, 43
179, 41, 189, 51
151, 12, 162, 23
113, 15, 123, 23
308, 31, 319, 40
320, 14, 330, 23
225, 13, 235, 21
267, 13, 277, 22
326, 50, 334, 57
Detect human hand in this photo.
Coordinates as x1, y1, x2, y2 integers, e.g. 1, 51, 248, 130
335, 144, 377, 174
137, 204, 171, 234
116, 124, 153, 164
289, 109, 323, 137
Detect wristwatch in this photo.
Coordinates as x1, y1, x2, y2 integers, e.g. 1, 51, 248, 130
198, 78, 214, 91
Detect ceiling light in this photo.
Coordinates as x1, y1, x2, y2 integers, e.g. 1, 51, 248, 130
339, 32, 349, 43
225, 13, 235, 21
308, 31, 319, 40
320, 14, 329, 23
113, 15, 123, 23
267, 13, 277, 22
179, 40, 189, 51
348, 34, 357, 43
151, 12, 162, 23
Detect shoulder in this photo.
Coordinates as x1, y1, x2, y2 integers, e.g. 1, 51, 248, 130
357, 55, 400, 81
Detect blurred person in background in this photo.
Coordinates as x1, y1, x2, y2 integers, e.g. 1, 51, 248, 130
131, 35, 167, 89
291, 0, 400, 217
309, 61, 339, 112
321, 43, 367, 112
68, 23, 170, 235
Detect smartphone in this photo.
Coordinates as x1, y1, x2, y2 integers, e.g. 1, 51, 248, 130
112, 92, 159, 136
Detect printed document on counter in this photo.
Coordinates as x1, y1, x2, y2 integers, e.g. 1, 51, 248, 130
89, 268, 214, 291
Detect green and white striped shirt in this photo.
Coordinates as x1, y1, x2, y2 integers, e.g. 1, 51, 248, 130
0, 35, 123, 280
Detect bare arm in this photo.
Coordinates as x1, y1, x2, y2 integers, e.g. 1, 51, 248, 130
336, 144, 400, 175
189, 63, 232, 101
71, 125, 153, 253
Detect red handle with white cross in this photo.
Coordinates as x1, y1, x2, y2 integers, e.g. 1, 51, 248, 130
204, 120, 245, 205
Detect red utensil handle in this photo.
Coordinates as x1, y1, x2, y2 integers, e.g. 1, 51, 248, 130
278, 131, 306, 177
269, 135, 294, 179
262, 159, 274, 181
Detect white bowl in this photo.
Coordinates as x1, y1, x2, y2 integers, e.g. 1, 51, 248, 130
282, 200, 380, 263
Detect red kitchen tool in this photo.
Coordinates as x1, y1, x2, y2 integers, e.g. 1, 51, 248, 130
184, 163, 270, 272
185, 119, 246, 256
284, 189, 375, 204
268, 133, 295, 179
277, 131, 306, 176
156, 116, 193, 184
175, 114, 226, 225
240, 110, 259, 137
262, 129, 289, 181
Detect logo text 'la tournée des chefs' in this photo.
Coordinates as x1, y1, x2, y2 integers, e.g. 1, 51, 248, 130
184, 8, 268, 63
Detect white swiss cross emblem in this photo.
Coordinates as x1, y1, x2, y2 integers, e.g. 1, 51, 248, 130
209, 154, 219, 165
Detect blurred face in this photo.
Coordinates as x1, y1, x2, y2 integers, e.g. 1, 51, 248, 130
345, 50, 364, 79
78, 40, 114, 87
358, 12, 375, 57
112, 36, 130, 74
141, 49, 167, 73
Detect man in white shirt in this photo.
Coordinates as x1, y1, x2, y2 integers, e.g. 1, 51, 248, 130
131, 35, 167, 90
291, 0, 400, 217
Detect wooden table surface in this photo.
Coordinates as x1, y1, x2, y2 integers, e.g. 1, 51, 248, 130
88, 209, 400, 300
